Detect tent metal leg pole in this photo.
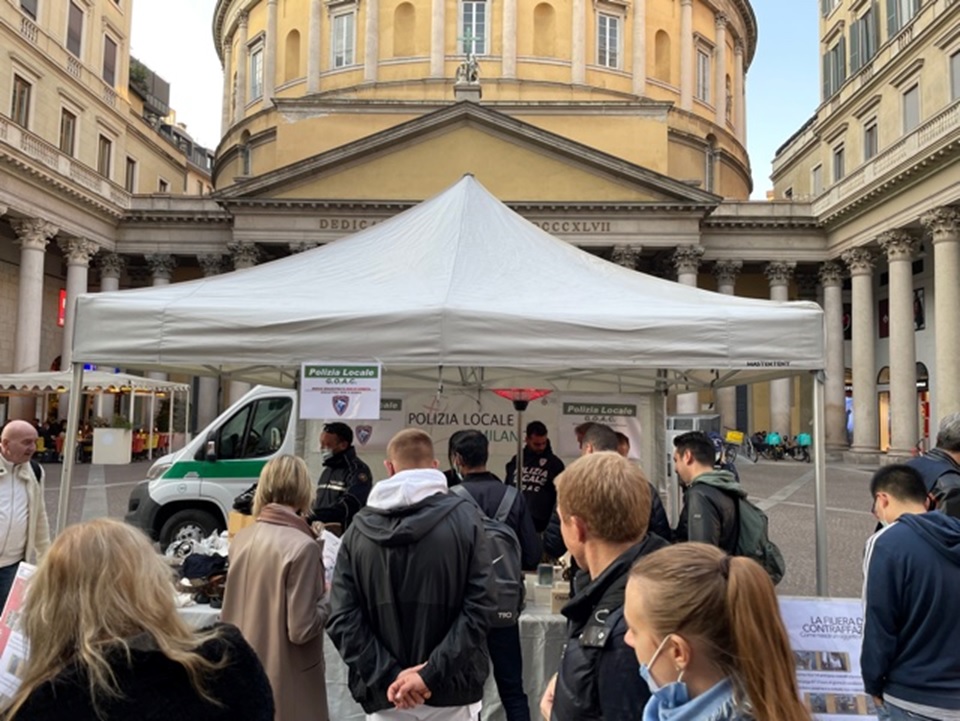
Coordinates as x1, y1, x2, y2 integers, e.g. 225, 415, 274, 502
56, 363, 85, 535
149, 393, 156, 461
184, 389, 192, 449
167, 393, 174, 454
813, 371, 829, 596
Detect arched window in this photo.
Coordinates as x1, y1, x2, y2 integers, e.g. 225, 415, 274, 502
284, 30, 301, 81
533, 3, 556, 57
239, 130, 251, 176
654, 30, 671, 83
877, 366, 890, 385
394, 3, 416, 57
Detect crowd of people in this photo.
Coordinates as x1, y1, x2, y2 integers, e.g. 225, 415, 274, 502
4, 412, 960, 720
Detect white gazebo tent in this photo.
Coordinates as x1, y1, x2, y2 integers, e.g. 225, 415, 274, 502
67, 176, 831, 591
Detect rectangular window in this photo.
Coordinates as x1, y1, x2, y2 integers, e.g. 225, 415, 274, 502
696, 49, 711, 103
903, 84, 920, 133
332, 13, 355, 68
97, 135, 112, 178
864, 123, 878, 160
850, 2, 879, 73
102, 35, 118, 86
887, 0, 920, 38
19, 0, 37, 20
249, 45, 264, 99
822, 37, 847, 99
821, 0, 840, 17
158, 178, 169, 193
11, 75, 31, 128
833, 145, 845, 182
951, 51, 960, 102
597, 13, 620, 69
59, 108, 77, 156
124, 157, 137, 193
67, 2, 84, 58
812, 165, 823, 195
461, 1, 487, 55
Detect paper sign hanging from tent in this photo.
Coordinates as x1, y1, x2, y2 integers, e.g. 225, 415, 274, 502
300, 363, 382, 420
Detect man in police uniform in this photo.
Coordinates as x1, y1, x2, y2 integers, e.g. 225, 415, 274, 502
311, 422, 373, 532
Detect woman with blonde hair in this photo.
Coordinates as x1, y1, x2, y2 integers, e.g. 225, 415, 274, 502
222, 454, 330, 721
623, 543, 810, 721
4, 518, 273, 720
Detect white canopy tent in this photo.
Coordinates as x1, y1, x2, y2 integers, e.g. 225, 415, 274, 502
67, 175, 830, 591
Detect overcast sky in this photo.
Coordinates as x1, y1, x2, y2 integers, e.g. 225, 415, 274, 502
130, 1, 819, 197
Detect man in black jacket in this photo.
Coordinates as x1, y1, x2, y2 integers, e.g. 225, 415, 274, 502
506, 421, 565, 533
672, 430, 740, 554
311, 422, 373, 531
328, 429, 496, 719
540, 452, 667, 721
907, 412, 960, 517
452, 430, 539, 721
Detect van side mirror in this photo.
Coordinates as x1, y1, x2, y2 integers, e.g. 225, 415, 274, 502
205, 438, 217, 462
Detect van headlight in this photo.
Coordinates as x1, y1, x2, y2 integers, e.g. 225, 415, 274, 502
146, 462, 172, 481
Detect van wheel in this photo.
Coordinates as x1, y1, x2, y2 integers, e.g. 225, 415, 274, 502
159, 510, 221, 548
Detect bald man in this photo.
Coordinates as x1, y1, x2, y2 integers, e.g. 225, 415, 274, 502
0, 420, 51, 605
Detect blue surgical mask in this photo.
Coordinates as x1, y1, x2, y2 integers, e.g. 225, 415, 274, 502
639, 634, 690, 708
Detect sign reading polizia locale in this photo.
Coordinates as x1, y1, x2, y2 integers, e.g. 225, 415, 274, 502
300, 362, 383, 420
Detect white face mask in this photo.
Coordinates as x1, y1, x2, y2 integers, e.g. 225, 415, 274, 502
320, 448, 333, 462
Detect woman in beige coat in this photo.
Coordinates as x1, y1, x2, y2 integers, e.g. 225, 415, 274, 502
222, 455, 330, 721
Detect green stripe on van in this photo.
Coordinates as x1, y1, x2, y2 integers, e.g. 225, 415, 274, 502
162, 460, 268, 479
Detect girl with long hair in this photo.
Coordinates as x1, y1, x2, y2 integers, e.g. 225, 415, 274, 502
623, 543, 810, 721
4, 518, 273, 720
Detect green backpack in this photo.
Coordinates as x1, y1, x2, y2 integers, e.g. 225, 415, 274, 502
734, 495, 786, 585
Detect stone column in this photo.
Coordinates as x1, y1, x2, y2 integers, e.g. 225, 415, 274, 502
503, 0, 517, 78
679, 0, 693, 110
765, 261, 796, 436
227, 244, 260, 404
11, 219, 57, 375
880, 231, 921, 457
819, 261, 848, 452
196, 254, 225, 427
734, 40, 746, 142
842, 248, 878, 455
611, 244, 642, 270
572, 0, 585, 85
145, 254, 176, 384
674, 246, 704, 414
235, 13, 249, 125
307, 0, 322, 93
58, 239, 98, 369
364, 0, 379, 82
221, 42, 233, 134
632, 0, 646, 96
713, 260, 742, 430
714, 14, 727, 126
430, 0, 444, 78
264, 0, 278, 101
921, 208, 960, 418
99, 253, 124, 293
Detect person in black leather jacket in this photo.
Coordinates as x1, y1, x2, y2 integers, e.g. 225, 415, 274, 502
540, 452, 667, 721
327, 429, 496, 716
672, 431, 740, 554
311, 422, 373, 530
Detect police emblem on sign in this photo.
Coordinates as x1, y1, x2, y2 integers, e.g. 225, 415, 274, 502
356, 425, 373, 446
332, 395, 350, 416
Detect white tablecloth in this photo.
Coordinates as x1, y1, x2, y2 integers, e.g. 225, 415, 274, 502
178, 601, 567, 721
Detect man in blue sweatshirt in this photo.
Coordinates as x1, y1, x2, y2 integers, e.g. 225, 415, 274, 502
862, 464, 960, 721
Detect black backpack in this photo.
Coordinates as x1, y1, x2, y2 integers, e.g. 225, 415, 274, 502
451, 484, 525, 627
29, 459, 42, 483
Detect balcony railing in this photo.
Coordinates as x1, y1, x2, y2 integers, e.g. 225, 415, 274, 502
0, 116, 131, 210
812, 100, 960, 216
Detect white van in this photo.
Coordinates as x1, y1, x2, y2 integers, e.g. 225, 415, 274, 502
125, 385, 300, 546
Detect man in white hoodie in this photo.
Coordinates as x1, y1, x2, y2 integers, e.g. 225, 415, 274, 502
328, 429, 496, 721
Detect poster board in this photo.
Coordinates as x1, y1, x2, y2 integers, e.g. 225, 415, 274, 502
300, 363, 383, 420
0, 563, 36, 706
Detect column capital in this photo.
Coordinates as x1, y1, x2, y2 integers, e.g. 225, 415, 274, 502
818, 261, 845, 287
289, 241, 320, 254
12, 219, 58, 251
58, 237, 99, 267
227, 241, 261, 269
920, 207, 960, 245
715, 13, 728, 29
712, 259, 742, 285
879, 230, 920, 262
197, 253, 224, 277
842, 247, 876, 276
611, 244, 642, 270
672, 245, 704, 276
145, 253, 176, 281
764, 260, 796, 287
98, 252, 125, 279
680, 0, 692, 5
238, 11, 248, 28
734, 39, 745, 56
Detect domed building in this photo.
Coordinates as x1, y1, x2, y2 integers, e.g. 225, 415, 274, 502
211, 0, 756, 199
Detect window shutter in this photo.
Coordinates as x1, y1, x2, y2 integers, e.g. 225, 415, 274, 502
886, 0, 898, 39
850, 24, 861, 73
823, 51, 832, 99
838, 35, 846, 84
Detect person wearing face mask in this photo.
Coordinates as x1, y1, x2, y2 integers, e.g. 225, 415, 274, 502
623, 543, 810, 721
862, 465, 960, 721
311, 422, 373, 532
443, 430, 471, 488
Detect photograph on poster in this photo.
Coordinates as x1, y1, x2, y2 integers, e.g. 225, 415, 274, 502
803, 692, 872, 715
818, 651, 850, 672
795, 651, 817, 670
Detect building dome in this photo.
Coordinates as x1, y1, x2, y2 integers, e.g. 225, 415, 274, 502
212, 0, 756, 198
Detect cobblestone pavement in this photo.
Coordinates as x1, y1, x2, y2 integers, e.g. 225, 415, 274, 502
40, 454, 879, 599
